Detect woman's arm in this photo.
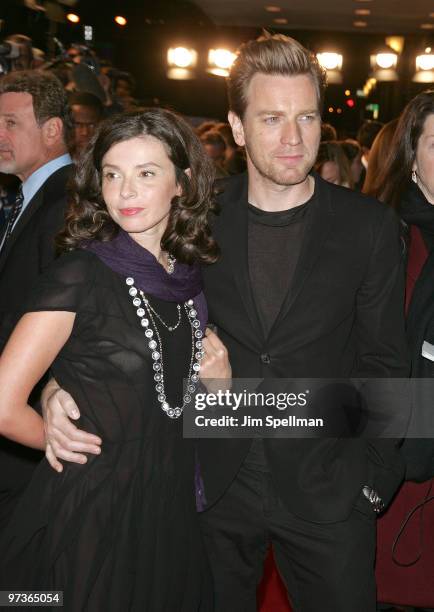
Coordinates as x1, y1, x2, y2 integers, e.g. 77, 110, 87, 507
0, 311, 75, 449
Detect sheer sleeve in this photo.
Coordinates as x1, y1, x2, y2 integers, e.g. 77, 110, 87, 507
25, 250, 96, 314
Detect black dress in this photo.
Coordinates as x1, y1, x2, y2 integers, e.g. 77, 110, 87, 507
0, 250, 213, 611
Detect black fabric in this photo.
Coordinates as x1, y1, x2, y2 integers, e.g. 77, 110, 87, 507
0, 250, 212, 611
199, 172, 408, 523
401, 249, 434, 481
399, 181, 434, 251
248, 200, 309, 336
199, 460, 376, 612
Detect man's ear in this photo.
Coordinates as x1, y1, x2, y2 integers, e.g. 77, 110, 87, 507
228, 111, 245, 147
41, 117, 64, 146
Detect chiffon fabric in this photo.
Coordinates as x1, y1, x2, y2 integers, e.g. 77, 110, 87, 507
0, 249, 212, 611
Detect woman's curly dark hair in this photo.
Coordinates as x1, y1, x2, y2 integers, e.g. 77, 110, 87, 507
57, 108, 219, 264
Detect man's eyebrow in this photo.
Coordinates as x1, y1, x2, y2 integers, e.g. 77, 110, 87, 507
256, 109, 320, 116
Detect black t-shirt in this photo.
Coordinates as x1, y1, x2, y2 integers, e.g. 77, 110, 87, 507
248, 193, 314, 337
246, 188, 316, 470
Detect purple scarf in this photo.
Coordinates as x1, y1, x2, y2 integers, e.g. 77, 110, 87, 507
84, 229, 207, 329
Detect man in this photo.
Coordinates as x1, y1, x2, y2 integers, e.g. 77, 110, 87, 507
0, 70, 73, 531
42, 34, 408, 611
68, 91, 103, 158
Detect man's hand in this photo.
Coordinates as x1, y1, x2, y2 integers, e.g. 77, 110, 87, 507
41, 379, 102, 472
199, 329, 232, 393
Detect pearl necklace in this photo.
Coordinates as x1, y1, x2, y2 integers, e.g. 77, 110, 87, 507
126, 277, 204, 419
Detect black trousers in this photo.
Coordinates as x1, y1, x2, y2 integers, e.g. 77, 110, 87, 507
199, 444, 377, 612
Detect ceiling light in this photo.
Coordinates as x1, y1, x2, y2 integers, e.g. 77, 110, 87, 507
370, 48, 398, 81
317, 52, 343, 71
385, 36, 405, 54
167, 47, 197, 68
375, 53, 397, 69
354, 9, 370, 15
413, 47, 434, 82
265, 5, 281, 12
353, 20, 368, 27
420, 23, 434, 30
66, 13, 80, 23
207, 48, 236, 77
114, 16, 127, 26
273, 18, 288, 24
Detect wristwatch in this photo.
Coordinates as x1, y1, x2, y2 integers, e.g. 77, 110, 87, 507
362, 485, 385, 514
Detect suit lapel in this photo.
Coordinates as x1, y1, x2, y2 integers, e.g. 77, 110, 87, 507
0, 188, 44, 272
217, 175, 264, 338
0, 164, 72, 273
268, 175, 335, 335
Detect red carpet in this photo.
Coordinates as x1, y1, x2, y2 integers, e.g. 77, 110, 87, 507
258, 548, 292, 612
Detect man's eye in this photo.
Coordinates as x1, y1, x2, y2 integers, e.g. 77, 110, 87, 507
139, 170, 154, 178
299, 114, 316, 122
264, 116, 280, 124
6, 120, 16, 128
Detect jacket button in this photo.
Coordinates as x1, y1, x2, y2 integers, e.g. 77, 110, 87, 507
260, 353, 271, 364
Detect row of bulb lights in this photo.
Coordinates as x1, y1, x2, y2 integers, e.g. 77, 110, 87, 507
168, 45, 434, 83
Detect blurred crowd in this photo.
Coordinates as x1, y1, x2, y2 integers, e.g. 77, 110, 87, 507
0, 32, 400, 229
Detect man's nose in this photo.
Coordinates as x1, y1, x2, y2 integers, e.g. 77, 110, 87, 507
280, 120, 302, 146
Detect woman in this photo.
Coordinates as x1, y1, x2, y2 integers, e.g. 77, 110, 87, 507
362, 118, 398, 201
370, 91, 434, 611
314, 140, 353, 188
0, 109, 222, 610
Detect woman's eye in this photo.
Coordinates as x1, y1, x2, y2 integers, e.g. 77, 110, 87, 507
139, 170, 154, 178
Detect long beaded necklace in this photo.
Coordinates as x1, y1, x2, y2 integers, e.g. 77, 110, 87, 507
126, 277, 204, 419
139, 290, 181, 332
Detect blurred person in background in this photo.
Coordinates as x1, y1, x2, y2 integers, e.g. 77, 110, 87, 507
341, 139, 363, 190
196, 120, 218, 137
362, 119, 399, 196
68, 91, 104, 158
314, 141, 353, 188
320, 121, 337, 142
200, 129, 228, 178
4, 34, 34, 72
31, 48, 46, 70
112, 71, 138, 111
356, 119, 384, 189
372, 90, 434, 612
215, 122, 246, 175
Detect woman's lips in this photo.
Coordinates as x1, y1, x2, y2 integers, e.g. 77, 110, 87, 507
119, 208, 143, 216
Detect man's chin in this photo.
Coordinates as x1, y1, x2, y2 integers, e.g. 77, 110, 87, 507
0, 163, 16, 175
269, 168, 311, 187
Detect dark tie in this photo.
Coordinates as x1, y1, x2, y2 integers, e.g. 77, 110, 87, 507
0, 186, 24, 252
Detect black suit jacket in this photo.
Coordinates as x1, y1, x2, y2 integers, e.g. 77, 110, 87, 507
0, 163, 73, 531
198, 172, 409, 522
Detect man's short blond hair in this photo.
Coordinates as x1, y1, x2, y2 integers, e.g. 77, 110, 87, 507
228, 32, 327, 119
